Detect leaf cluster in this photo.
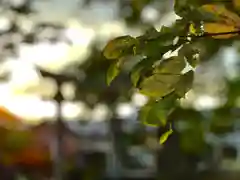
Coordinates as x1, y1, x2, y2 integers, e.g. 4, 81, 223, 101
103, 0, 240, 146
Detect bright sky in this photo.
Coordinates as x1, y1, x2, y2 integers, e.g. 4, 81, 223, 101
0, 19, 96, 123
0, 0, 135, 123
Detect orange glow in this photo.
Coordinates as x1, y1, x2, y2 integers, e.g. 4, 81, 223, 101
0, 106, 23, 129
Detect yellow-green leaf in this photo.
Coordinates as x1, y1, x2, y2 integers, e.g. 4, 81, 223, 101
200, 4, 240, 27
159, 126, 173, 144
103, 35, 137, 60
189, 22, 204, 36
204, 23, 239, 39
233, 0, 240, 10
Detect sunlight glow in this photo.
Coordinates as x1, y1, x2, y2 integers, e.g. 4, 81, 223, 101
116, 102, 137, 120
65, 20, 95, 46
193, 95, 222, 110
141, 6, 159, 23
91, 103, 111, 122
18, 41, 89, 73
131, 93, 148, 107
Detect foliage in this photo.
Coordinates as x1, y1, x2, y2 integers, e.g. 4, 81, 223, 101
103, 0, 240, 151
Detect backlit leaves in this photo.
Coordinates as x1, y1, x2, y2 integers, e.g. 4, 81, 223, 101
102, 0, 240, 145
138, 56, 187, 98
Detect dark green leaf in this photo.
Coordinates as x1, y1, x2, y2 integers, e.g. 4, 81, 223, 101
174, 0, 217, 21
130, 57, 156, 87
139, 27, 161, 40
130, 63, 144, 87
106, 60, 121, 86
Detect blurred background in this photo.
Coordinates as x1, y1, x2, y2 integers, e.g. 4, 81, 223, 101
1, 0, 240, 179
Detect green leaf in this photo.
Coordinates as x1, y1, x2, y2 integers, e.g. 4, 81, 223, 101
136, 34, 176, 58
159, 125, 173, 144
103, 35, 137, 60
138, 56, 186, 98
139, 27, 161, 40
139, 94, 177, 127
174, 0, 205, 18
139, 74, 176, 98
130, 63, 144, 87
154, 56, 186, 74
175, 70, 194, 97
106, 60, 121, 86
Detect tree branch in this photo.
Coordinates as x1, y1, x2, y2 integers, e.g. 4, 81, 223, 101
193, 30, 240, 38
